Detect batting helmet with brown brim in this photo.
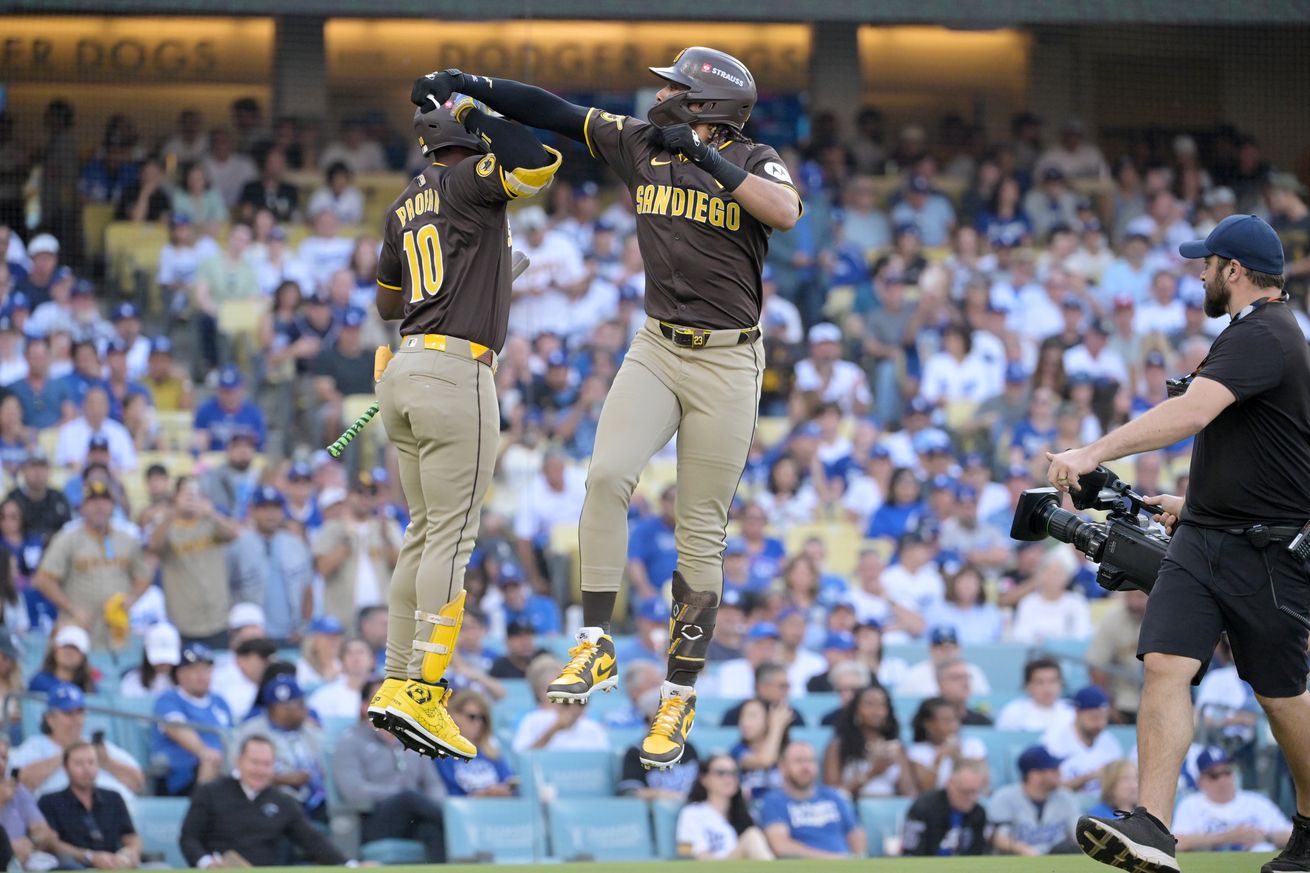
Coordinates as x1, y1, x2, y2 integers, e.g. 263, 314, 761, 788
646, 46, 756, 132
413, 105, 486, 157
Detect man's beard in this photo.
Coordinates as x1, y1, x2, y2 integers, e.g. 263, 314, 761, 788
1204, 268, 1231, 318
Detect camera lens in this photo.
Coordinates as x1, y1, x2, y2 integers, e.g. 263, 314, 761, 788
1030, 497, 1108, 562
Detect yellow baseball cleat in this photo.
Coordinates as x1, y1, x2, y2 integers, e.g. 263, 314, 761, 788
367, 677, 406, 730
546, 628, 619, 704
639, 682, 696, 770
384, 679, 476, 760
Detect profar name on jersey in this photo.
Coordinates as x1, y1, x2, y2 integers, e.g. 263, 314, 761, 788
394, 187, 442, 225
634, 184, 742, 230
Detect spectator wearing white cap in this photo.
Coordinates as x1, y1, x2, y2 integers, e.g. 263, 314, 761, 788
14, 235, 61, 309
119, 622, 182, 699
508, 205, 587, 338
792, 323, 872, 417
29, 626, 94, 695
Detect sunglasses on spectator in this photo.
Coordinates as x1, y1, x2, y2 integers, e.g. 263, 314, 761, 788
1204, 767, 1234, 779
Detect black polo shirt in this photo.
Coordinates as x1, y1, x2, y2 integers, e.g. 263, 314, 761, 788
38, 787, 135, 853
1183, 300, 1310, 528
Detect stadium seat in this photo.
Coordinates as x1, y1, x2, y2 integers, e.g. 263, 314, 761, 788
792, 692, 842, 725
133, 796, 190, 868
690, 726, 741, 756
443, 797, 545, 864
790, 726, 835, 756
547, 797, 655, 862
649, 798, 683, 859
960, 727, 1042, 787
517, 749, 616, 800
964, 643, 1029, 693
359, 838, 426, 864
321, 716, 356, 749
859, 796, 914, 857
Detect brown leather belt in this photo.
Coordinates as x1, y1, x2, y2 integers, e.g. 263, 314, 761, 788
651, 318, 762, 349
400, 334, 498, 372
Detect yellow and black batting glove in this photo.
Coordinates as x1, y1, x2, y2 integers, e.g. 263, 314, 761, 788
374, 345, 394, 383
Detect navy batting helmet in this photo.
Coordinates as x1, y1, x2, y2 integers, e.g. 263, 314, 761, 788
413, 106, 485, 157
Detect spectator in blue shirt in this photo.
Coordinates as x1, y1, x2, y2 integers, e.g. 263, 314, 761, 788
866, 467, 926, 541
29, 625, 96, 694
193, 366, 267, 451
497, 564, 561, 636
52, 341, 106, 418
758, 741, 865, 859
102, 340, 151, 423
10, 337, 65, 430
738, 503, 786, 592
627, 485, 679, 600
436, 689, 516, 797
151, 643, 233, 796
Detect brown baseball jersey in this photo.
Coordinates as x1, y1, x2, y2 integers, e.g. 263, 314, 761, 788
377, 149, 560, 352
581, 108, 803, 330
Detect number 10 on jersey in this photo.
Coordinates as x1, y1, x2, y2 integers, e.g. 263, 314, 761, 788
402, 225, 444, 302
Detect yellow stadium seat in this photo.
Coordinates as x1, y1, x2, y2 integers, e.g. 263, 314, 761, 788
154, 411, 196, 452
634, 458, 677, 505
136, 451, 196, 479
37, 428, 59, 461
217, 299, 264, 338
83, 204, 115, 261
755, 416, 792, 448
783, 520, 865, 577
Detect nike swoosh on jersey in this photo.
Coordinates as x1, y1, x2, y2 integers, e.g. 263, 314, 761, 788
650, 157, 674, 166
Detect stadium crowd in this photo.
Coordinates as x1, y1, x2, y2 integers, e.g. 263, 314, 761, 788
0, 93, 1304, 863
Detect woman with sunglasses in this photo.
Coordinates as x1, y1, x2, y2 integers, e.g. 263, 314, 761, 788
676, 754, 774, 860
435, 690, 517, 797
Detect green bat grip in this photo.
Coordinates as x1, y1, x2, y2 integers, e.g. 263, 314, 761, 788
327, 401, 380, 457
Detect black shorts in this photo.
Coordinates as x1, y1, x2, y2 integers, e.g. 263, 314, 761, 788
1137, 523, 1310, 698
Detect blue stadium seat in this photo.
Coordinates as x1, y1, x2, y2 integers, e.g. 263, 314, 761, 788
792, 693, 841, 725
858, 796, 913, 857
790, 726, 835, 756
689, 726, 739, 755
965, 644, 1029, 693
443, 797, 545, 864
133, 796, 190, 868
547, 797, 655, 862
650, 798, 682, 859
697, 696, 740, 727
1107, 724, 1138, 755
321, 716, 356, 748
517, 749, 616, 799
359, 838, 426, 864
960, 727, 1042, 787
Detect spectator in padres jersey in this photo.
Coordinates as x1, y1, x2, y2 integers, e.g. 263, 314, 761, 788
311, 469, 401, 629
990, 746, 1082, 855
369, 85, 560, 762
149, 476, 242, 648
414, 44, 801, 771
32, 481, 150, 645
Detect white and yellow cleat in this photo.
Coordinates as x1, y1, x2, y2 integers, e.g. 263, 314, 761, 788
639, 681, 696, 770
546, 627, 619, 704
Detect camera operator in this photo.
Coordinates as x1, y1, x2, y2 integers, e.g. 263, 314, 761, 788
1045, 214, 1310, 873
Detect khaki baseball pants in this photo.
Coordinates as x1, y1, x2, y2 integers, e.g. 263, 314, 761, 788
579, 319, 763, 597
377, 340, 499, 679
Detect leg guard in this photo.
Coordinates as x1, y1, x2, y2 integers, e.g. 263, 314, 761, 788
410, 590, 465, 684
667, 571, 719, 685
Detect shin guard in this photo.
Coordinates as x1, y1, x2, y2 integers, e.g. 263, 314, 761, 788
411, 590, 466, 684
666, 571, 719, 685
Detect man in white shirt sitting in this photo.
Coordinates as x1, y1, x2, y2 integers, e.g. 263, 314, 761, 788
1174, 746, 1292, 853
996, 657, 1076, 732
896, 626, 992, 698
54, 387, 137, 472
880, 529, 944, 618
512, 656, 610, 752
1041, 686, 1124, 794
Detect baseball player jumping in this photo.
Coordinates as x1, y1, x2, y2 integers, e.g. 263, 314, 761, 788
413, 47, 802, 768
369, 91, 561, 759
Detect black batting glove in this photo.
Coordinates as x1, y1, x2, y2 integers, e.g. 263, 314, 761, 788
658, 123, 748, 192
660, 123, 711, 163
411, 69, 468, 111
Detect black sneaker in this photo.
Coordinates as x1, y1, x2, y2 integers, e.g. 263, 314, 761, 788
1077, 807, 1179, 873
1263, 813, 1310, 873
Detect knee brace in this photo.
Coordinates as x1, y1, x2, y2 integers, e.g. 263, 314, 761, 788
413, 590, 466, 684
667, 571, 719, 675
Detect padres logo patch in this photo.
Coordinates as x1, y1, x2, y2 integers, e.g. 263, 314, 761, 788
476, 154, 497, 177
